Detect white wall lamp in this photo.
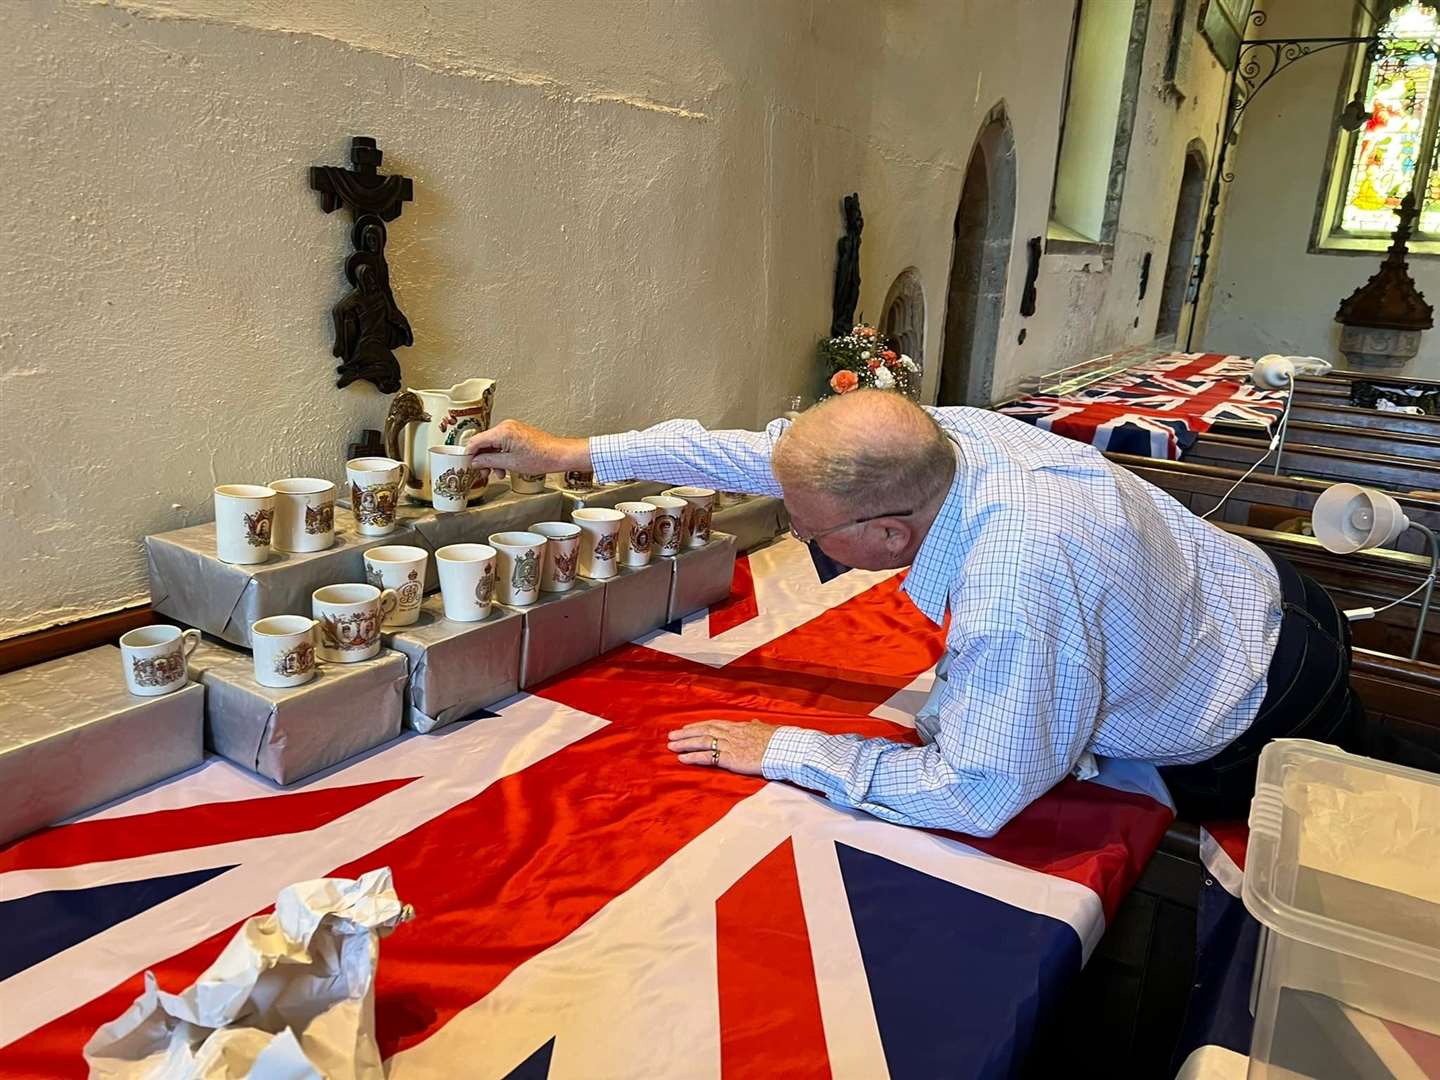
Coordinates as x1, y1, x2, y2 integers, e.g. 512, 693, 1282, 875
1312, 483, 1438, 661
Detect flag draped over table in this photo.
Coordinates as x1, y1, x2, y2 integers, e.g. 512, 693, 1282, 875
997, 353, 1287, 460
0, 539, 1174, 1080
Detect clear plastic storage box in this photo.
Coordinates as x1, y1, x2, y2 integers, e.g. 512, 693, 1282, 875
1244, 739, 1440, 1079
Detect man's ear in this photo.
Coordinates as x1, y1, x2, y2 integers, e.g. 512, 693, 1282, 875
882, 520, 912, 553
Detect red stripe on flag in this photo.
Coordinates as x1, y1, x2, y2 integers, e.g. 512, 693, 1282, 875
1202, 820, 1249, 871
708, 555, 758, 636
717, 839, 831, 1079
0, 778, 418, 874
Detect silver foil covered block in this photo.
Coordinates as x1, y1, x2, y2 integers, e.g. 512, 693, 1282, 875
712, 496, 789, 552
669, 532, 738, 621
383, 595, 523, 733
556, 479, 669, 520
600, 559, 673, 652
0, 645, 203, 845
188, 642, 406, 785
146, 508, 420, 649
375, 485, 566, 592
505, 578, 606, 689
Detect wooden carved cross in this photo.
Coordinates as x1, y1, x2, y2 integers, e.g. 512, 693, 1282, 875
310, 137, 415, 394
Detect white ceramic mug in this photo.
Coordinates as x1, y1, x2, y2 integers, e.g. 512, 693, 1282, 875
363, 545, 428, 627
435, 543, 497, 622
214, 484, 276, 565
572, 507, 626, 580
489, 530, 546, 606
346, 457, 407, 536
616, 501, 657, 567
643, 495, 687, 558
428, 446, 479, 513
313, 583, 396, 663
268, 478, 336, 553
665, 486, 716, 548
531, 521, 581, 592
510, 472, 548, 495
119, 625, 200, 697
251, 615, 318, 688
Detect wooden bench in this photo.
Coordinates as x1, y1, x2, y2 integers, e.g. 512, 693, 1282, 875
1182, 431, 1440, 492
1288, 400, 1440, 439
1223, 417, 1440, 464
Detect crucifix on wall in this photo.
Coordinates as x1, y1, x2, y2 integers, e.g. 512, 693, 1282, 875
309, 136, 415, 394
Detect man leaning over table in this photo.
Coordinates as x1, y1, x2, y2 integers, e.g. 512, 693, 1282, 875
466, 390, 1360, 833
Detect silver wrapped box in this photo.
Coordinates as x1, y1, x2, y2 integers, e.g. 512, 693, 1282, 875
188, 642, 406, 785
713, 495, 789, 552
556, 479, 669, 519
383, 595, 523, 732
600, 559, 674, 652
0, 646, 203, 845
507, 578, 606, 689
146, 508, 419, 649
669, 532, 738, 621
347, 484, 564, 592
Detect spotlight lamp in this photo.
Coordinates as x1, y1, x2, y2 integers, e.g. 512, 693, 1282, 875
1311, 483, 1438, 660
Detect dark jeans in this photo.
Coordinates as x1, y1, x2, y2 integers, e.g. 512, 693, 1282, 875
1160, 550, 1363, 821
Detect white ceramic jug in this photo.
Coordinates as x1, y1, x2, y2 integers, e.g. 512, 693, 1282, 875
383, 378, 496, 503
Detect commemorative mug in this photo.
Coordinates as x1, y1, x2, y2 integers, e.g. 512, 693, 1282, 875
363, 545, 428, 627
346, 457, 408, 536
268, 478, 336, 553
214, 484, 276, 565
435, 543, 497, 622
572, 507, 625, 580
312, 583, 396, 663
531, 521, 581, 593
564, 470, 596, 491
489, 531, 546, 607
664, 486, 716, 548
643, 495, 687, 557
428, 446, 479, 513
510, 472, 548, 495
119, 625, 200, 697
616, 501, 656, 568
250, 615, 318, 689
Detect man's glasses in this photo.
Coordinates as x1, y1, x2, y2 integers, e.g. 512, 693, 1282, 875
789, 508, 914, 544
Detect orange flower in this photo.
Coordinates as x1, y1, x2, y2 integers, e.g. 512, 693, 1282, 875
867, 357, 882, 371
855, 325, 877, 338
882, 349, 898, 361
830, 370, 860, 394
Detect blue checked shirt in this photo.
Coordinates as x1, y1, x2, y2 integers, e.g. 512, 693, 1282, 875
590, 408, 1284, 837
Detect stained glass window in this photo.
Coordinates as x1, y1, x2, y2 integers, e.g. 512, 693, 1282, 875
1337, 4, 1440, 236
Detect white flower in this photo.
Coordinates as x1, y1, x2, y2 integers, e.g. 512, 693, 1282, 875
860, 350, 871, 360
873, 366, 896, 390
900, 355, 918, 372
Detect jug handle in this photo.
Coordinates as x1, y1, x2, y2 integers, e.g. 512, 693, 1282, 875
382, 391, 430, 491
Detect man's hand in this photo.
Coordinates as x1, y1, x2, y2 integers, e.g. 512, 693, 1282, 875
667, 720, 780, 776
463, 419, 591, 479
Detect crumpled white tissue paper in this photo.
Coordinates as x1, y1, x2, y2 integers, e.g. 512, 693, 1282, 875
84, 866, 414, 1080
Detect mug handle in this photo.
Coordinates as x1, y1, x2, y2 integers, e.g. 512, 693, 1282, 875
181, 628, 201, 658
379, 588, 399, 620
397, 463, 410, 492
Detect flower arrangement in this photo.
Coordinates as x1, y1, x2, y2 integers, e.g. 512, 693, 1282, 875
817, 323, 919, 396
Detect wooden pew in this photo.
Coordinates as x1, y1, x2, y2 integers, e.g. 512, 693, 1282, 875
1104, 453, 1440, 556
1291, 370, 1440, 407
1222, 417, 1440, 463
1287, 400, 1440, 438
1181, 432, 1440, 492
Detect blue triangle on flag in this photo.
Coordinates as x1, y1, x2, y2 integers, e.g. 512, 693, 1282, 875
659, 618, 684, 634
458, 707, 501, 721
501, 1037, 555, 1080
836, 842, 1081, 1080
0, 864, 235, 980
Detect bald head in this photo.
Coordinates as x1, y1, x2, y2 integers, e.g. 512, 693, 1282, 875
774, 390, 955, 515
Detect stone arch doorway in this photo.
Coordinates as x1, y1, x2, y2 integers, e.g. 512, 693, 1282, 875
1156, 141, 1208, 340
881, 267, 925, 399
938, 103, 1016, 407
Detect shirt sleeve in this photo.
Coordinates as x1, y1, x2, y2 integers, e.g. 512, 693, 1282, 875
759, 628, 1100, 836
588, 418, 789, 497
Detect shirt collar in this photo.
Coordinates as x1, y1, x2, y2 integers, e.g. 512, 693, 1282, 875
901, 441, 969, 626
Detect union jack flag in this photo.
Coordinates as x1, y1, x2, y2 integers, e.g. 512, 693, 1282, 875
0, 540, 1174, 1079
998, 353, 1287, 460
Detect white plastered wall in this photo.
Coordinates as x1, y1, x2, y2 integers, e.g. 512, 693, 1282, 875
1, 0, 1234, 637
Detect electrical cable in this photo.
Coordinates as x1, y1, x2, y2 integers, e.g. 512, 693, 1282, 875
1199, 386, 1294, 521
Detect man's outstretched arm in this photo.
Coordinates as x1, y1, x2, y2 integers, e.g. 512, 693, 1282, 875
466, 418, 789, 497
